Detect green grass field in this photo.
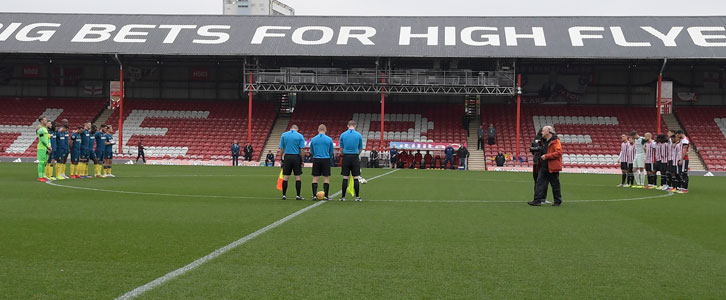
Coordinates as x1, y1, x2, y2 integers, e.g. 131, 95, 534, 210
1, 163, 724, 299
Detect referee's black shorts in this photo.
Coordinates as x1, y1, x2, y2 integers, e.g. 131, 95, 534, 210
341, 154, 361, 177
312, 158, 331, 177
282, 154, 303, 176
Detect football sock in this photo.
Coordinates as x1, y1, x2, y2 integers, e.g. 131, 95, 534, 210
108, 167, 112, 175
312, 183, 318, 196
295, 180, 301, 196
323, 183, 329, 197
282, 181, 288, 196
637, 171, 642, 186
621, 173, 626, 184
38, 161, 45, 178
354, 179, 360, 197
70, 164, 76, 176
341, 179, 349, 197
682, 173, 689, 189
627, 174, 634, 185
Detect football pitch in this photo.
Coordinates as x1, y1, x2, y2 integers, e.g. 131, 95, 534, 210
1, 163, 724, 299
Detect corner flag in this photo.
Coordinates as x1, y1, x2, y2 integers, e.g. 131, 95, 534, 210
276, 169, 284, 191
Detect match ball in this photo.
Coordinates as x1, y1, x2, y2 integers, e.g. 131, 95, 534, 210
316, 191, 326, 200
359, 177, 367, 184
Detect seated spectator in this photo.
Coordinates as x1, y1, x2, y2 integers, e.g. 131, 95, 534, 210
495, 152, 506, 167
304, 151, 313, 163
399, 150, 409, 168
414, 150, 423, 169
424, 151, 433, 169
265, 151, 275, 167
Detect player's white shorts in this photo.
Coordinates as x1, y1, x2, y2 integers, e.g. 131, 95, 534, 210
633, 153, 645, 168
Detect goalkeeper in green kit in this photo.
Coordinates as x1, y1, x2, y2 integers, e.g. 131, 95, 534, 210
36, 116, 51, 182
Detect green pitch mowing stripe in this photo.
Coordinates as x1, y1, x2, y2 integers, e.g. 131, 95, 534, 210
115, 169, 399, 299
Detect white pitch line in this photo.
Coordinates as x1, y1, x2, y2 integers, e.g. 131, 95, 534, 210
367, 191, 675, 203
114, 169, 399, 300
45, 181, 273, 200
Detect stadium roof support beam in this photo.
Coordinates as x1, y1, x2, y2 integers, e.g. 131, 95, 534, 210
244, 83, 514, 95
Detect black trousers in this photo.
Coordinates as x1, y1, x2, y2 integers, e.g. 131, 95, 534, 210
488, 137, 496, 145
534, 165, 562, 204
136, 151, 146, 163
477, 138, 484, 150
532, 164, 539, 200
232, 154, 239, 166
244, 154, 252, 161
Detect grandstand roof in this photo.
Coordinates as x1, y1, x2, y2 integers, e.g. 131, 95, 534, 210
1, 13, 725, 59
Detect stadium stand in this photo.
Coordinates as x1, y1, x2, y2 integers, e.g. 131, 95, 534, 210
482, 104, 669, 169
676, 107, 726, 171
287, 100, 468, 151
104, 99, 276, 161
0, 98, 106, 157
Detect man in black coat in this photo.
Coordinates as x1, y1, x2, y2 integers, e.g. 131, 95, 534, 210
457, 145, 469, 169
243, 143, 253, 162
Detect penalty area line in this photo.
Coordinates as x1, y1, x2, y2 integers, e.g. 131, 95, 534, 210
114, 168, 398, 300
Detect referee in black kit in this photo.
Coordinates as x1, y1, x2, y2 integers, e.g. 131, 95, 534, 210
278, 124, 306, 200
339, 120, 364, 202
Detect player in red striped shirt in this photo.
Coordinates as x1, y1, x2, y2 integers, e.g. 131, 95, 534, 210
617, 134, 630, 187
660, 130, 675, 190
654, 134, 669, 188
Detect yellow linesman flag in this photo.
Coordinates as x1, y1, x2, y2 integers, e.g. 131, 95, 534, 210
276, 169, 284, 191
347, 177, 355, 196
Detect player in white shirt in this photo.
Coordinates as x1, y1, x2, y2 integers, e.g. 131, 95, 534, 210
630, 131, 646, 188
668, 134, 682, 192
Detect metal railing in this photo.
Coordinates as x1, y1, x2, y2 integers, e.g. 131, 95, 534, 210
253, 69, 514, 87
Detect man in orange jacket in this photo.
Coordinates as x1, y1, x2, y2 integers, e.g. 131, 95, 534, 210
529, 126, 563, 206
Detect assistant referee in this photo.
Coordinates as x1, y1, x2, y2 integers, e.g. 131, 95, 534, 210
279, 124, 306, 200
339, 120, 364, 202
310, 124, 335, 200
